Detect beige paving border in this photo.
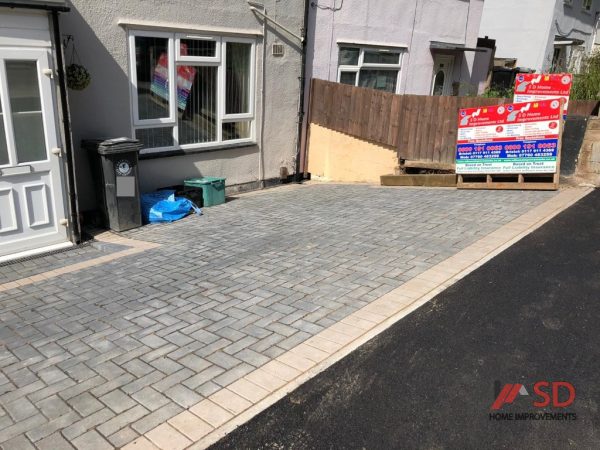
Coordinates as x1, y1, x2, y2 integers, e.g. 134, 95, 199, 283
0, 231, 160, 293
121, 187, 592, 450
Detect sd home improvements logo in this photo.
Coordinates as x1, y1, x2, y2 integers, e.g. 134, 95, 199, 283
489, 381, 576, 421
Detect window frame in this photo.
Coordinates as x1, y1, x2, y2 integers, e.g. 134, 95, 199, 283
128, 30, 256, 154
582, 0, 592, 11
129, 30, 177, 129
175, 34, 221, 63
337, 45, 403, 94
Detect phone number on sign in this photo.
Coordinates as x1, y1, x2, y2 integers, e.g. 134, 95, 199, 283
460, 142, 557, 153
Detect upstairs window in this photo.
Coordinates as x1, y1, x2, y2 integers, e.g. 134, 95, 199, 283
337, 45, 403, 94
129, 30, 255, 153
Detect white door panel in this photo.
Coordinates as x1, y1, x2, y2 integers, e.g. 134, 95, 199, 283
431, 55, 454, 96
0, 187, 17, 233
0, 47, 68, 258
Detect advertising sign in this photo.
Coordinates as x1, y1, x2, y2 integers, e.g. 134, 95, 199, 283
151, 44, 197, 112
456, 99, 562, 174
513, 73, 572, 115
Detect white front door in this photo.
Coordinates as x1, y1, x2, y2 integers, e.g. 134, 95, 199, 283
0, 48, 68, 259
431, 55, 454, 96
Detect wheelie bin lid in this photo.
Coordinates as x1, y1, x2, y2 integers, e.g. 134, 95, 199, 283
82, 138, 142, 155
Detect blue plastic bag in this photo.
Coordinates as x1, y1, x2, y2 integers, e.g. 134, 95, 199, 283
141, 190, 201, 224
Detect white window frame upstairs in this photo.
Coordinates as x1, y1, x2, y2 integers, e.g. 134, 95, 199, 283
128, 30, 257, 154
337, 45, 404, 94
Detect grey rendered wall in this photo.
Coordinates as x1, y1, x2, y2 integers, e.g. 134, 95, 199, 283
548, 0, 600, 70
60, 0, 304, 211
480, 0, 600, 71
480, 0, 555, 71
306, 0, 485, 96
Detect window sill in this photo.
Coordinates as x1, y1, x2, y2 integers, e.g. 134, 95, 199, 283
138, 141, 257, 160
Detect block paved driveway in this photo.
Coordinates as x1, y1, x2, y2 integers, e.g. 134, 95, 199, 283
0, 184, 556, 449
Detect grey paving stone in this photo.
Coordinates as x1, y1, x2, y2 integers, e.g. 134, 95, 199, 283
195, 381, 222, 397
212, 363, 255, 388
205, 350, 242, 370
277, 331, 312, 350
121, 371, 164, 395
149, 357, 183, 375
25, 411, 79, 442
59, 376, 106, 401
28, 379, 76, 403
222, 336, 258, 355
139, 335, 168, 349
107, 426, 138, 448
62, 407, 115, 441
66, 392, 103, 418
96, 405, 148, 438
3, 398, 37, 422
0, 185, 557, 449
36, 432, 74, 450
233, 349, 270, 368
131, 387, 169, 412
130, 403, 182, 435
182, 366, 225, 390
37, 395, 71, 420
99, 390, 136, 414
72, 430, 112, 450
0, 414, 45, 444
164, 384, 203, 408
0, 435, 36, 450
151, 368, 194, 392
122, 359, 154, 378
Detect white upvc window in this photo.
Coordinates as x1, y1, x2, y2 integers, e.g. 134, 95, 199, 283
128, 30, 256, 153
337, 45, 403, 94
582, 0, 592, 11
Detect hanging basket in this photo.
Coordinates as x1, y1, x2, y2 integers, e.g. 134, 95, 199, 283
64, 35, 91, 91
66, 63, 91, 90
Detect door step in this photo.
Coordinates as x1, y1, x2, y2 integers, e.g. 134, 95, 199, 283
0, 241, 73, 265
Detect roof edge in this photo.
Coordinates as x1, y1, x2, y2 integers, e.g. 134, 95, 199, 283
0, 1, 69, 12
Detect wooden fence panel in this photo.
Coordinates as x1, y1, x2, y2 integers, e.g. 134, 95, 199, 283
309, 79, 598, 164
569, 100, 600, 116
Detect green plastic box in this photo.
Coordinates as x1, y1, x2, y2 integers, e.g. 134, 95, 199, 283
184, 177, 226, 207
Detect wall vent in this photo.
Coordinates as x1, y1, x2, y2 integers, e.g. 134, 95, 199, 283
272, 43, 284, 57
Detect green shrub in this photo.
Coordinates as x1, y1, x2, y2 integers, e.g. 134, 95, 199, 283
480, 86, 514, 99
571, 52, 600, 100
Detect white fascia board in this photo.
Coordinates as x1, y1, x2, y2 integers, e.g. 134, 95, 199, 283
336, 39, 408, 49
118, 19, 263, 37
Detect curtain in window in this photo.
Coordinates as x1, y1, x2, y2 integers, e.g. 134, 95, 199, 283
226, 42, 251, 114
178, 66, 217, 144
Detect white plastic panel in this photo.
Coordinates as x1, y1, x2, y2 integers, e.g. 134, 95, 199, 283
0, 187, 17, 233
24, 182, 49, 227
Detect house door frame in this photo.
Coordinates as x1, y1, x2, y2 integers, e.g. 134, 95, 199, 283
0, 46, 70, 261
431, 54, 455, 96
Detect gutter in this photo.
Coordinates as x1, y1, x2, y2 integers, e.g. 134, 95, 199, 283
295, 0, 310, 182
0, 1, 69, 12
51, 10, 82, 244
